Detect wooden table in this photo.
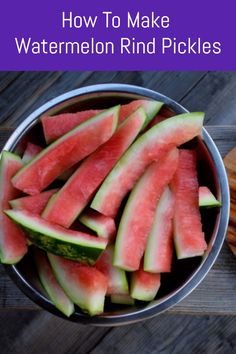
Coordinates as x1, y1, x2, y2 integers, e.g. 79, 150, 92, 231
1, 72, 236, 353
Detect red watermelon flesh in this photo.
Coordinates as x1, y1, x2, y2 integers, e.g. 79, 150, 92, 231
42, 108, 146, 228
95, 245, 129, 295
145, 106, 176, 131
199, 186, 221, 207
41, 99, 162, 144
113, 148, 179, 271
48, 253, 108, 316
130, 263, 161, 301
171, 149, 207, 259
79, 210, 116, 242
10, 189, 58, 215
119, 99, 163, 126
34, 248, 74, 317
91, 112, 204, 218
144, 187, 175, 273
12, 106, 119, 195
22, 142, 78, 182
0, 151, 27, 264
41, 109, 101, 144
22, 142, 43, 163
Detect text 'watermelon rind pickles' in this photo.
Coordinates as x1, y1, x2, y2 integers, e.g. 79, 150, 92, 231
12, 106, 120, 195
91, 112, 204, 218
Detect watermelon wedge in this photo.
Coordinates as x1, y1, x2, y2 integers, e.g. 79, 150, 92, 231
171, 150, 207, 259
22, 142, 43, 163
113, 149, 179, 271
110, 294, 135, 306
12, 106, 119, 195
4, 209, 107, 264
119, 99, 163, 127
41, 99, 163, 143
0, 152, 27, 264
34, 248, 74, 317
10, 189, 58, 215
91, 112, 204, 218
79, 210, 116, 242
199, 186, 221, 208
41, 109, 101, 144
48, 253, 108, 316
130, 265, 161, 301
144, 187, 174, 273
95, 245, 129, 295
22, 142, 77, 181
42, 108, 146, 227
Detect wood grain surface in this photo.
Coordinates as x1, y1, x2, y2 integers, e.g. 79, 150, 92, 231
1, 71, 236, 354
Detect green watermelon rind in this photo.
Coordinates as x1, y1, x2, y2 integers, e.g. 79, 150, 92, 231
130, 274, 161, 302
112, 161, 154, 271
141, 101, 164, 129
91, 112, 204, 214
79, 214, 107, 238
34, 250, 75, 317
4, 209, 107, 265
144, 187, 174, 273
11, 105, 120, 189
199, 186, 221, 208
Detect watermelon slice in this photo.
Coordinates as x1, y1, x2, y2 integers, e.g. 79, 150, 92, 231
22, 142, 43, 163
199, 186, 221, 208
4, 209, 107, 264
110, 294, 135, 306
79, 210, 116, 242
130, 265, 161, 301
41, 109, 101, 144
22, 142, 77, 182
144, 187, 174, 273
171, 150, 207, 259
12, 106, 119, 195
91, 112, 204, 218
10, 189, 58, 215
41, 99, 163, 143
0, 152, 27, 264
113, 149, 179, 271
95, 245, 129, 295
34, 248, 74, 317
48, 253, 108, 316
119, 99, 163, 127
42, 108, 146, 227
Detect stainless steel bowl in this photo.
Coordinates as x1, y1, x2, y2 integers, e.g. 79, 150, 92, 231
3, 84, 230, 326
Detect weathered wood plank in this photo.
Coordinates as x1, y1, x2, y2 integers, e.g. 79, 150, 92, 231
6, 311, 110, 354
181, 72, 236, 125
0, 71, 206, 128
90, 314, 236, 354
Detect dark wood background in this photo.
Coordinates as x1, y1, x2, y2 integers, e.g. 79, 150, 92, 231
1, 71, 236, 353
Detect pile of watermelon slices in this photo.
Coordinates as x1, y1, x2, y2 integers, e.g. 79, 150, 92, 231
0, 99, 221, 317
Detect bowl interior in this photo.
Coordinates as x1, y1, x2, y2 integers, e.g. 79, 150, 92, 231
4, 86, 227, 325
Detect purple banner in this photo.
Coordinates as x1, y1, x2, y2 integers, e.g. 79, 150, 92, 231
0, 0, 235, 70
